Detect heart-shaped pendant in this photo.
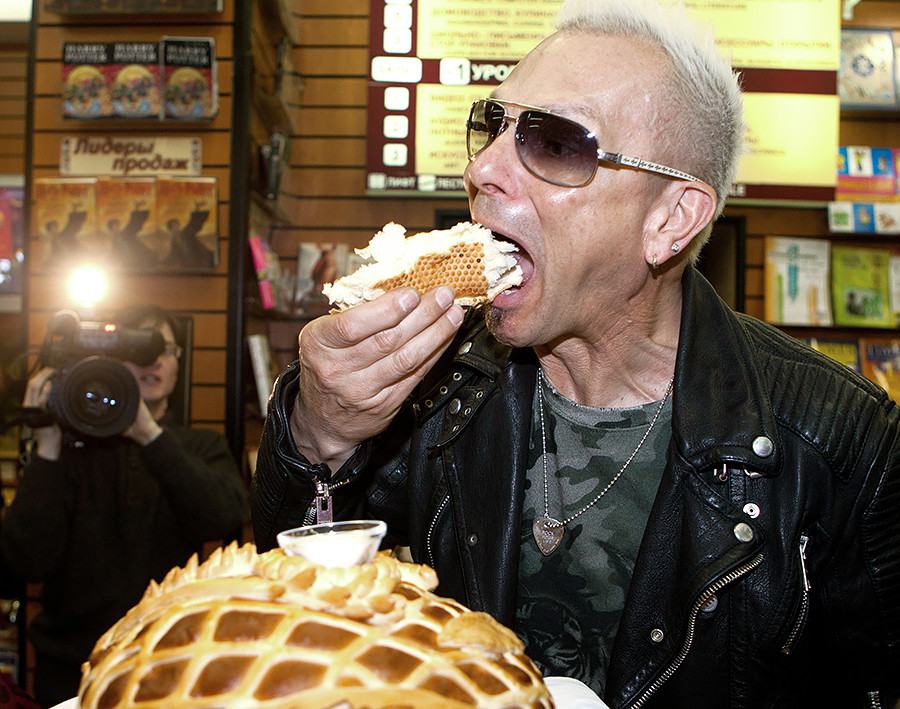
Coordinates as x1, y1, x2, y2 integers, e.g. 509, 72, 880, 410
533, 517, 564, 555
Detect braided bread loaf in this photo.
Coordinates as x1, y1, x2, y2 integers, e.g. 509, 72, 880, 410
78, 542, 553, 709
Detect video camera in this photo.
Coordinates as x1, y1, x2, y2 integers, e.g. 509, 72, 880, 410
24, 310, 165, 439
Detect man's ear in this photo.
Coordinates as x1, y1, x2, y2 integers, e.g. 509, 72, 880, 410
644, 181, 717, 267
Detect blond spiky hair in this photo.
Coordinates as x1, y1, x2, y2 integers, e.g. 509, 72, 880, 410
555, 0, 745, 253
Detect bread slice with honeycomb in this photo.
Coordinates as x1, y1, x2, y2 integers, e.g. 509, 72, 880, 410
78, 542, 553, 709
323, 222, 522, 310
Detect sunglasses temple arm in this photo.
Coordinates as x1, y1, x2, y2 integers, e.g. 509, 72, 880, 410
599, 150, 701, 183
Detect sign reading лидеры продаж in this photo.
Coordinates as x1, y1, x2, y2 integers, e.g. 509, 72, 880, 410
60, 136, 202, 177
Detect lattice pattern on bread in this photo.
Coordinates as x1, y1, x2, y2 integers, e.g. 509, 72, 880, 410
79, 543, 553, 709
323, 222, 522, 310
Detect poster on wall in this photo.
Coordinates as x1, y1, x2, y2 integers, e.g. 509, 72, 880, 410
0, 176, 24, 313
366, 0, 841, 202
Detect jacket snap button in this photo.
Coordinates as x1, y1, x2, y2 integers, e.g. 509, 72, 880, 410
752, 435, 774, 458
650, 628, 664, 643
458, 341, 472, 355
449, 398, 461, 414
734, 522, 754, 542
743, 502, 760, 518
700, 595, 718, 613
467, 533, 478, 546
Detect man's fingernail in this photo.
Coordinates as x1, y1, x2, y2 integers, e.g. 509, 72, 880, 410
399, 290, 419, 312
447, 305, 464, 327
435, 286, 454, 308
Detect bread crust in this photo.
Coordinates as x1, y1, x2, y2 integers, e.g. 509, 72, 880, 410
78, 543, 553, 709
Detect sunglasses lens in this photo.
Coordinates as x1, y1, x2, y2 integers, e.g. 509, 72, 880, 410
516, 111, 597, 187
467, 100, 507, 158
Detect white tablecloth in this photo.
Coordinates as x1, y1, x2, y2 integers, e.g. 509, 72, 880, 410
545, 676, 610, 708
53, 677, 609, 709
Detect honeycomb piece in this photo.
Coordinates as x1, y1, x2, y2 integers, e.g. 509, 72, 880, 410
323, 222, 523, 310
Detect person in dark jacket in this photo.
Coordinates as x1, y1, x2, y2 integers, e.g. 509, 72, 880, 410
251, 1, 900, 707
0, 304, 248, 707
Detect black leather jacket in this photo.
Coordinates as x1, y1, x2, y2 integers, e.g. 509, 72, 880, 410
252, 267, 900, 708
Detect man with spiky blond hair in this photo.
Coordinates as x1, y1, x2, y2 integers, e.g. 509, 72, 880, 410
253, 1, 900, 705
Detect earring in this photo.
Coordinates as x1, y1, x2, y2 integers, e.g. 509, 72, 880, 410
671, 243, 681, 253
652, 254, 658, 268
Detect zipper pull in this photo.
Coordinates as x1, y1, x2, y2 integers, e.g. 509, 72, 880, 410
315, 480, 333, 523
799, 535, 810, 592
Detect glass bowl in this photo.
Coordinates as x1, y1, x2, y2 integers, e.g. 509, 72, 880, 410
276, 519, 387, 567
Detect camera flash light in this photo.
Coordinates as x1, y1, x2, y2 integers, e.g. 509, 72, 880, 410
69, 266, 107, 307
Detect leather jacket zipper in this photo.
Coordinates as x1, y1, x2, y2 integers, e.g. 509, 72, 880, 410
630, 552, 765, 708
426, 494, 450, 568
308, 476, 351, 524
867, 691, 883, 709
780, 535, 810, 655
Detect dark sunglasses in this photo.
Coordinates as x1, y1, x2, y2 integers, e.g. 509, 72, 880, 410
466, 98, 704, 188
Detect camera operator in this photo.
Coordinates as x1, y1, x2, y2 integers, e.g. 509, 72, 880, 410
0, 304, 249, 707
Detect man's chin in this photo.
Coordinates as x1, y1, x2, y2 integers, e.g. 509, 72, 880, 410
484, 304, 526, 348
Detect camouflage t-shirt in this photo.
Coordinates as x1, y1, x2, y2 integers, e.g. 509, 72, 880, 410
515, 374, 672, 697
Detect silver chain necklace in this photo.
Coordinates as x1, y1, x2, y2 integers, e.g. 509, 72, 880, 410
532, 369, 674, 555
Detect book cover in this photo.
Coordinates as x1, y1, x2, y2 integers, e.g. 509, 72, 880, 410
836, 146, 897, 202
248, 235, 284, 310
247, 333, 277, 415
839, 28, 899, 110
162, 37, 218, 120
294, 242, 350, 317
0, 184, 24, 301
49, 0, 223, 12
859, 337, 900, 404
805, 337, 861, 372
32, 177, 99, 267
96, 177, 159, 269
109, 42, 161, 118
155, 176, 218, 269
62, 42, 114, 118
124, 0, 223, 10
763, 236, 833, 326
890, 247, 900, 327
831, 244, 893, 328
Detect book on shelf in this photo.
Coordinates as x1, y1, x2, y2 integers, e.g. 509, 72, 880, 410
0, 182, 24, 309
162, 37, 218, 120
831, 244, 893, 328
891, 248, 900, 327
96, 176, 160, 269
48, 0, 223, 12
62, 42, 114, 118
294, 242, 351, 317
246, 333, 277, 416
155, 176, 218, 269
839, 28, 899, 110
805, 337, 861, 372
109, 41, 161, 118
763, 236, 833, 326
32, 177, 99, 267
859, 337, 900, 404
248, 236, 287, 311
827, 201, 900, 235
836, 146, 897, 202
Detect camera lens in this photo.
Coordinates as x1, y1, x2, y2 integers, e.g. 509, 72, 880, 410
52, 356, 141, 438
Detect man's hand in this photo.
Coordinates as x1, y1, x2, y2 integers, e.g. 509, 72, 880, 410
290, 285, 464, 472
